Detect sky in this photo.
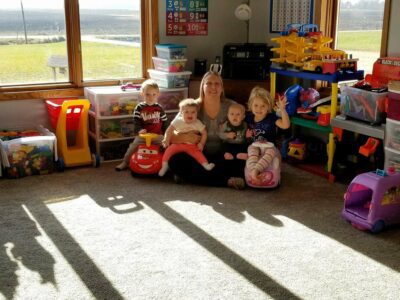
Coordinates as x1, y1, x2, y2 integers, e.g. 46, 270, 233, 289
0, 0, 140, 10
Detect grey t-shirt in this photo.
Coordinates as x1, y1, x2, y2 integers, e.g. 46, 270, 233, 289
198, 98, 234, 155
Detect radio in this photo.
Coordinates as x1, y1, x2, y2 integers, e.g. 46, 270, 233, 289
223, 43, 272, 80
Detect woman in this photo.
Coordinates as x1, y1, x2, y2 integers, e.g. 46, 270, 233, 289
168, 71, 246, 189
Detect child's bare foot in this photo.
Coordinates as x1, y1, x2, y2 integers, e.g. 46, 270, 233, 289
202, 162, 215, 171
224, 153, 234, 160
115, 161, 128, 171
236, 153, 248, 160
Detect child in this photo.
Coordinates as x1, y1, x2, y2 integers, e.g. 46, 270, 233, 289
245, 86, 290, 184
218, 103, 248, 160
115, 79, 167, 171
158, 98, 215, 176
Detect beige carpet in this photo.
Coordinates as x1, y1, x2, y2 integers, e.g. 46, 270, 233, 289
1, 162, 400, 300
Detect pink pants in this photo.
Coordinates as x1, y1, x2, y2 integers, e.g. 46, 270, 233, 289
162, 144, 208, 165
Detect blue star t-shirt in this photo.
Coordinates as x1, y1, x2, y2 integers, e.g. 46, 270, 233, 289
245, 112, 278, 144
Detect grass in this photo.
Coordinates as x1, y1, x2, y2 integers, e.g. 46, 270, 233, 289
336, 30, 382, 52
0, 42, 141, 84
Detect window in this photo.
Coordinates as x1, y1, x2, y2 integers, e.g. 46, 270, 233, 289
0, 0, 158, 99
0, 0, 68, 85
335, 0, 387, 74
315, 0, 390, 75
79, 0, 142, 81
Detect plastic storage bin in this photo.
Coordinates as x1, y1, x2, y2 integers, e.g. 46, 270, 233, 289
148, 69, 191, 88
155, 44, 187, 59
84, 86, 140, 116
384, 147, 400, 172
99, 118, 135, 139
0, 126, 56, 178
340, 86, 387, 124
152, 57, 187, 72
157, 88, 188, 111
384, 118, 400, 151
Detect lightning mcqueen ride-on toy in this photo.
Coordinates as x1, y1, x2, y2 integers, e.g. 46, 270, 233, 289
130, 133, 163, 176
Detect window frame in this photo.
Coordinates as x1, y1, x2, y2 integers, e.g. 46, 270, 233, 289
0, 0, 158, 101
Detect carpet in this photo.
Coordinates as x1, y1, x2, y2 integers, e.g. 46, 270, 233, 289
0, 162, 399, 299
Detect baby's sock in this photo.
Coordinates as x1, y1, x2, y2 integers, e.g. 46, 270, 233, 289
202, 162, 215, 171
158, 162, 169, 176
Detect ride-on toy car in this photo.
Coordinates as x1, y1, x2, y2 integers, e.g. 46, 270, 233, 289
342, 169, 400, 233
130, 133, 163, 176
244, 141, 281, 189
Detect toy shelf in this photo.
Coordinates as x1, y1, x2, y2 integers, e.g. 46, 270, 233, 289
270, 67, 364, 180
291, 116, 332, 133
331, 115, 385, 140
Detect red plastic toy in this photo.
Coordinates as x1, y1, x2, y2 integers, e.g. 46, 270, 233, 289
130, 133, 163, 176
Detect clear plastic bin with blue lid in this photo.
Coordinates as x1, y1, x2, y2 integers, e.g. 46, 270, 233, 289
155, 43, 187, 60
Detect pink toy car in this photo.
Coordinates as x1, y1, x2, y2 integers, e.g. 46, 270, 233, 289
342, 169, 400, 233
121, 83, 141, 91
244, 142, 281, 189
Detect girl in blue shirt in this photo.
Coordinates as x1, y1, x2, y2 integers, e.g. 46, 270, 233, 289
245, 86, 290, 184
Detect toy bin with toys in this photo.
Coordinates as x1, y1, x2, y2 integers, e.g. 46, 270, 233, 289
152, 57, 187, 73
342, 169, 400, 233
0, 126, 57, 179
84, 86, 140, 117
155, 43, 187, 59
148, 69, 192, 89
340, 85, 387, 124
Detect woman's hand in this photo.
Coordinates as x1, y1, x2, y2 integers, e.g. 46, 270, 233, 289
170, 130, 201, 144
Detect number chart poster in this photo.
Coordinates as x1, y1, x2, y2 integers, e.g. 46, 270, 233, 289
166, 0, 208, 36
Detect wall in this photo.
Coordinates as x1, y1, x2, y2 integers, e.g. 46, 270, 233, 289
158, 0, 271, 72
0, 99, 51, 130
159, 0, 400, 71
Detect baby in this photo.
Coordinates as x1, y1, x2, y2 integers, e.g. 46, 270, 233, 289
158, 98, 215, 176
218, 103, 248, 160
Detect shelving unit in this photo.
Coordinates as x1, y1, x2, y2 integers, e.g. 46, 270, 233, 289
270, 67, 364, 179
84, 86, 187, 162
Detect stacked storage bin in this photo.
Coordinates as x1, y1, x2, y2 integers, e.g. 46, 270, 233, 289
384, 81, 400, 171
148, 44, 192, 89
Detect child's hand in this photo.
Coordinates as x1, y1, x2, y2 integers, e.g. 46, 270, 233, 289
162, 139, 170, 148
278, 95, 288, 112
226, 132, 236, 139
246, 129, 253, 138
139, 129, 147, 134
197, 142, 204, 151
